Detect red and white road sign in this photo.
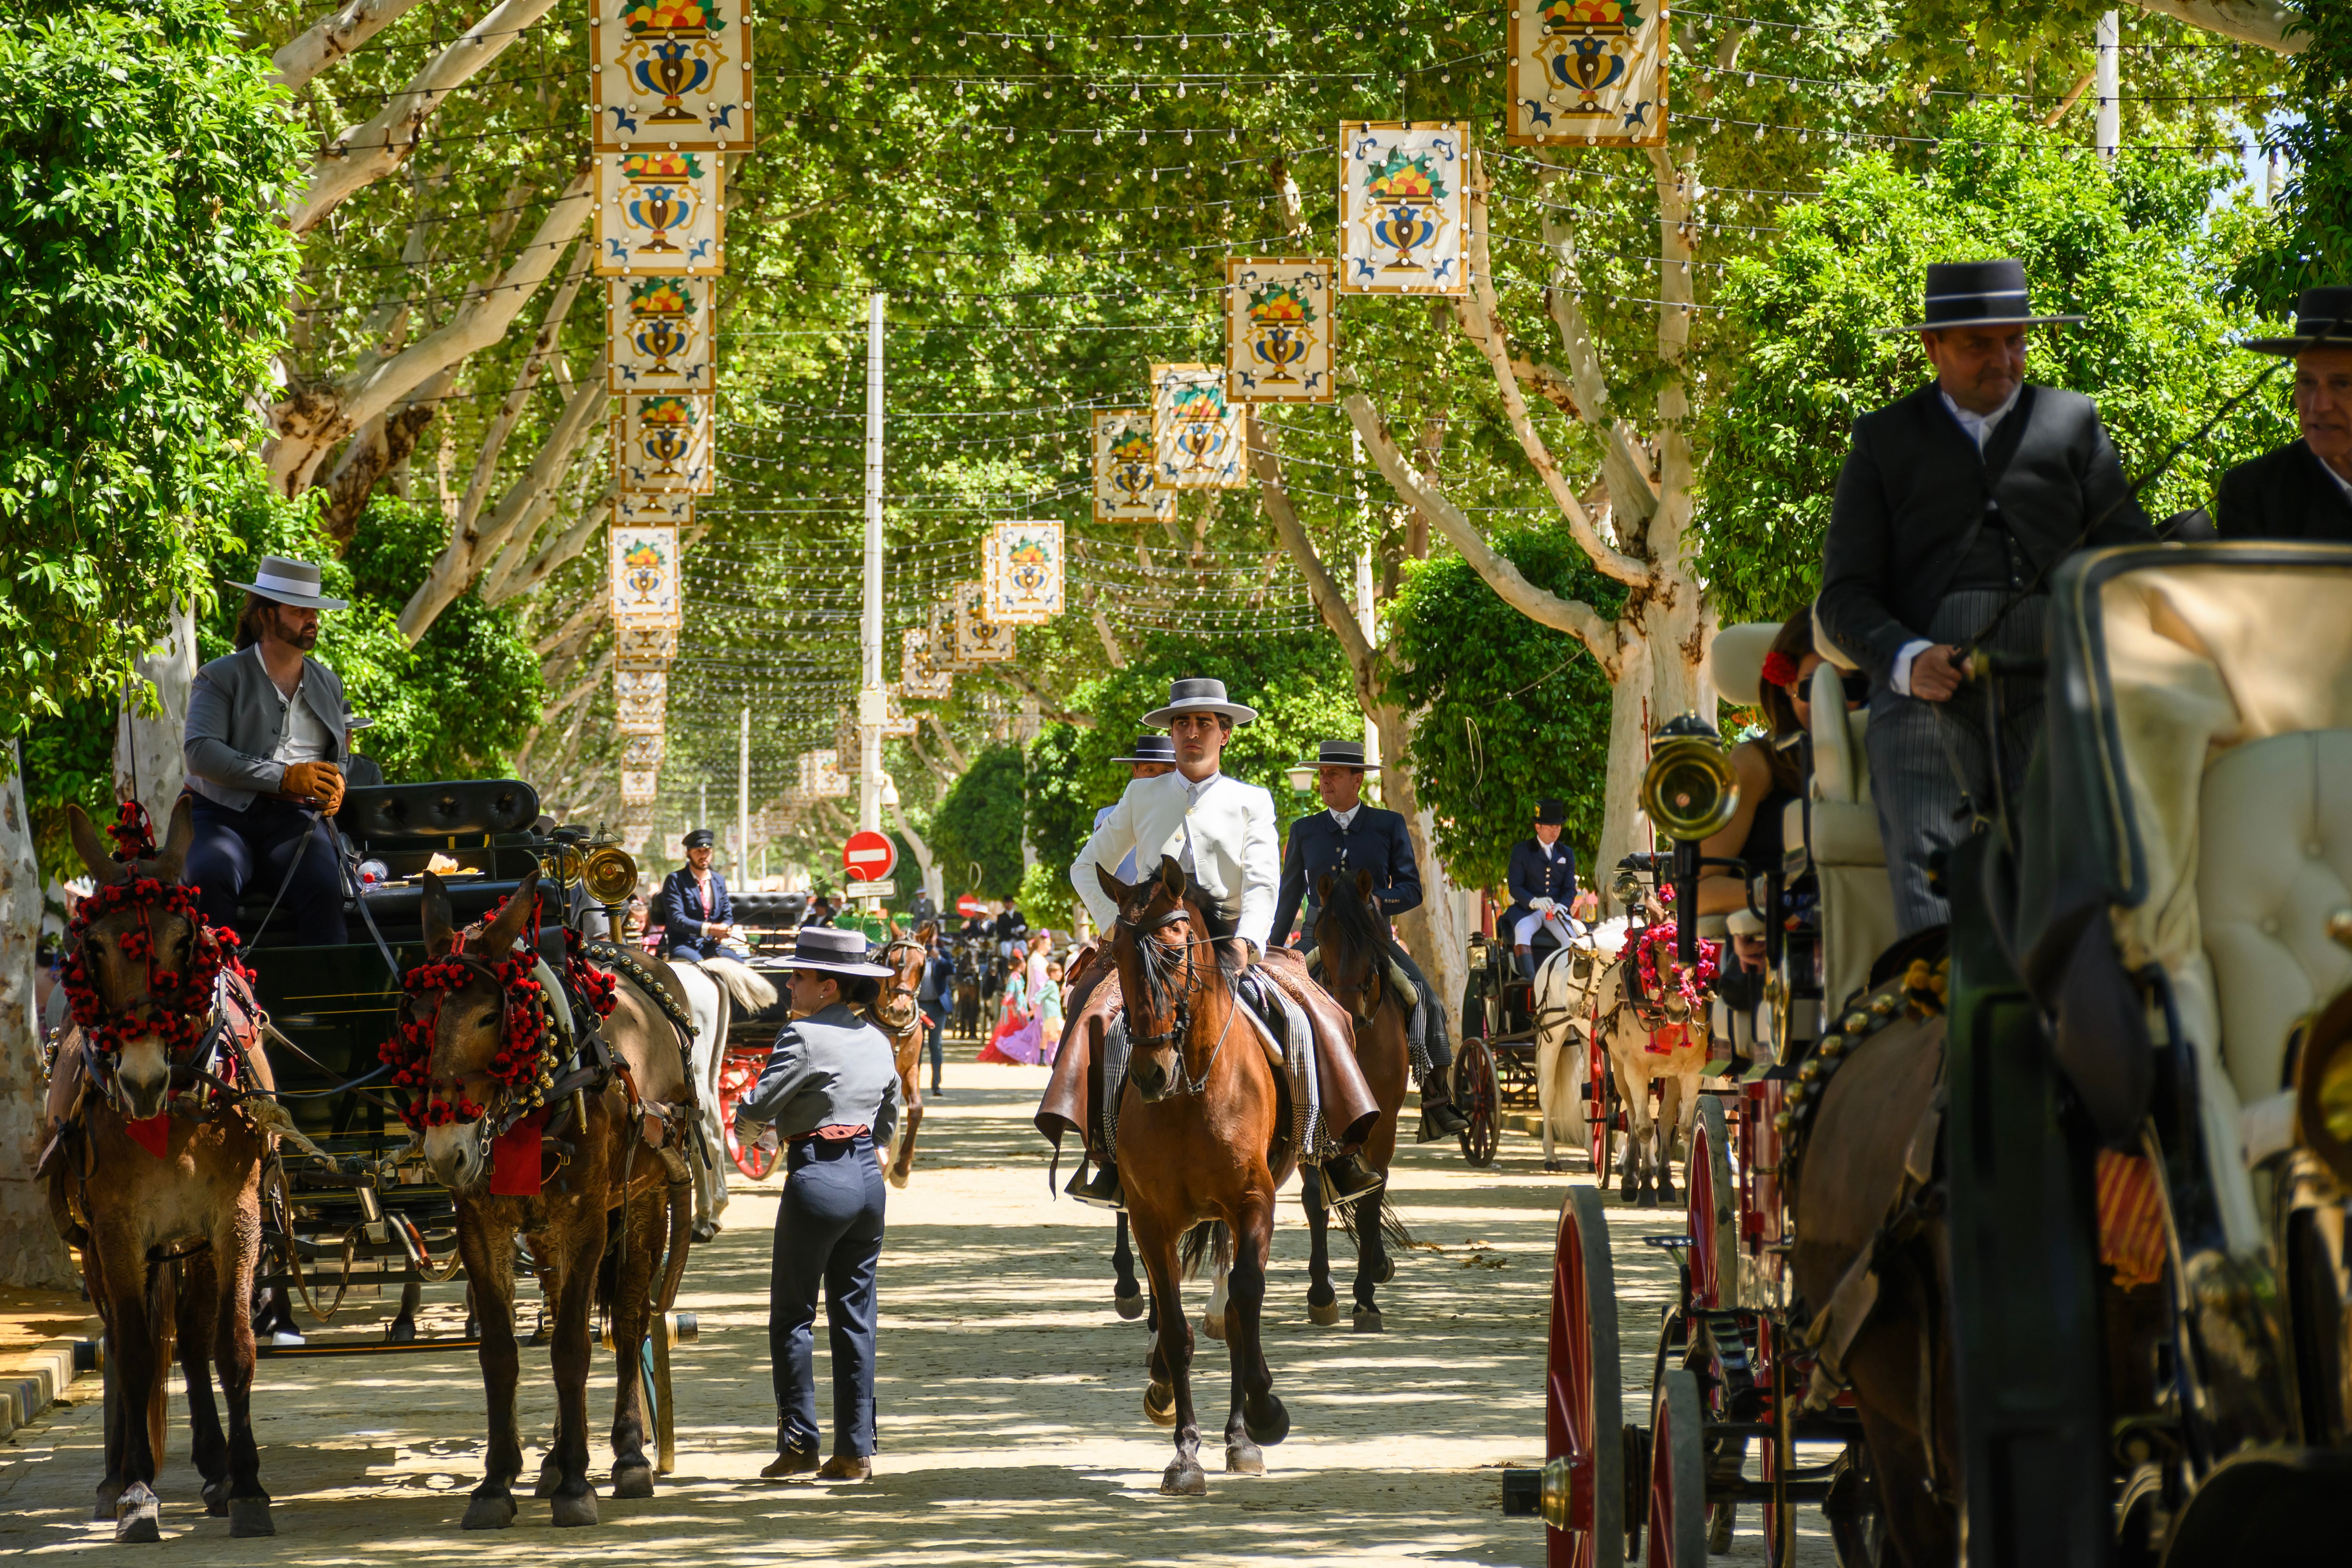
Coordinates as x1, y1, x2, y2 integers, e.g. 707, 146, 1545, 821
956, 893, 986, 919
842, 830, 897, 881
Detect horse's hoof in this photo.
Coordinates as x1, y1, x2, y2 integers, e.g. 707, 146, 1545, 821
1201, 1311, 1225, 1342
203, 1478, 230, 1517
886, 1166, 908, 1191
1544, 1158, 1564, 1173
1244, 1395, 1290, 1447
1160, 1457, 1208, 1497
1352, 1306, 1385, 1333
1658, 1179, 1678, 1205
1114, 1288, 1145, 1321
116, 1484, 161, 1544
1225, 1441, 1265, 1475
228, 1497, 276, 1538
1619, 1174, 1637, 1200
462, 1492, 517, 1530
1144, 1381, 1177, 1428
1308, 1299, 1341, 1327
550, 1488, 600, 1528
386, 1315, 417, 1344
1637, 1186, 1660, 1210
611, 1463, 655, 1500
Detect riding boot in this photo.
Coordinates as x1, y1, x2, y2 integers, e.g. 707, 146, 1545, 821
761, 1425, 819, 1479
1065, 1154, 1125, 1211
1319, 1150, 1384, 1208
1416, 1076, 1470, 1143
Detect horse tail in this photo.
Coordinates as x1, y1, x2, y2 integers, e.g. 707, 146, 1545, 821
1337, 1189, 1415, 1254
700, 953, 778, 1012
1178, 1219, 1230, 1281
655, 1153, 695, 1313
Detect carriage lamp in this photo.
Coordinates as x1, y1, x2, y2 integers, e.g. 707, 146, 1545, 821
1641, 714, 1740, 843
583, 844, 641, 906
538, 842, 586, 887
2296, 977, 2352, 1191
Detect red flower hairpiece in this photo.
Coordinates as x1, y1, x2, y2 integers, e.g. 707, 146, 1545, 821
1760, 650, 1802, 689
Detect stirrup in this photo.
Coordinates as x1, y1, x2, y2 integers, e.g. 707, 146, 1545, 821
1065, 1163, 1126, 1212
1319, 1152, 1384, 1209
1416, 1098, 1470, 1143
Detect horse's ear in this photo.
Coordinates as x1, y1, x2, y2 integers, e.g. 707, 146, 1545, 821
149, 797, 197, 885
421, 871, 456, 956
1156, 854, 1185, 899
1354, 868, 1375, 903
483, 863, 541, 955
66, 804, 125, 886
1314, 871, 1334, 905
1095, 863, 1132, 907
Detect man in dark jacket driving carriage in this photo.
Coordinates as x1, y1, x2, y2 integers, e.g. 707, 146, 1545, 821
1818, 258, 2153, 934
655, 828, 747, 963
2215, 285, 2352, 544
1270, 740, 1469, 1141
1500, 797, 1580, 979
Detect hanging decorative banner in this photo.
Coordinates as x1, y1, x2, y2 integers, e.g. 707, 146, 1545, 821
1151, 364, 1246, 489
1091, 409, 1171, 524
610, 524, 685, 627
615, 392, 714, 493
982, 520, 1065, 626
1224, 257, 1335, 403
624, 732, 667, 771
901, 625, 952, 699
615, 624, 678, 662
595, 150, 725, 277
614, 661, 668, 734
833, 713, 862, 772
928, 596, 976, 674
591, 0, 755, 154
619, 810, 656, 855
1509, 0, 1669, 148
617, 491, 692, 526
1338, 122, 1469, 296
607, 276, 712, 392
951, 580, 1015, 664
880, 686, 920, 738
620, 728, 662, 803
800, 749, 850, 799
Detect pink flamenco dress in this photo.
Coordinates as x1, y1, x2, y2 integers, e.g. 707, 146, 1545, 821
977, 975, 1044, 1065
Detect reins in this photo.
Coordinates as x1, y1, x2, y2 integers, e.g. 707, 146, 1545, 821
1112, 898, 1235, 1098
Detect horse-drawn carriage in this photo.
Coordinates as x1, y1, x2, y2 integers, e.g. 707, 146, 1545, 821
1536, 543, 2352, 1564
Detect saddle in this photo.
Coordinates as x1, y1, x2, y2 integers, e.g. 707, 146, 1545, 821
1097, 966, 1314, 1178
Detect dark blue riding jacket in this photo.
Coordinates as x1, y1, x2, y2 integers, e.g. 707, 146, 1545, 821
1271, 805, 1420, 948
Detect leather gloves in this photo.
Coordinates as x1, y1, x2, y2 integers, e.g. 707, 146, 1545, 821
281, 760, 345, 815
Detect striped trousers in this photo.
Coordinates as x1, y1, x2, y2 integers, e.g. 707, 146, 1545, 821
1866, 590, 2047, 936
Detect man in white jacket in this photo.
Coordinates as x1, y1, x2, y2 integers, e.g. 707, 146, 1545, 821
1039, 677, 1383, 1211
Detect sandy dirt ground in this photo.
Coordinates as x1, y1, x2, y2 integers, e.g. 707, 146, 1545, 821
0, 1060, 1839, 1563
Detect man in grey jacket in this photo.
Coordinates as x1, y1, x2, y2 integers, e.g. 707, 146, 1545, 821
182, 557, 353, 945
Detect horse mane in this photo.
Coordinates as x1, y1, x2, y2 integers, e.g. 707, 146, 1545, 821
1113, 868, 1243, 1019
1314, 874, 1384, 969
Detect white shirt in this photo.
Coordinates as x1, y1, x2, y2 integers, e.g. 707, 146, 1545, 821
258, 645, 334, 765
1893, 387, 2028, 696
1328, 803, 1361, 830
1073, 768, 1279, 951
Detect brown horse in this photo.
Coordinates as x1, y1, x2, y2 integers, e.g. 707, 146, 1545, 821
1098, 856, 1293, 1496
41, 800, 277, 1541
867, 931, 929, 1188
405, 867, 696, 1528
1300, 870, 1411, 1331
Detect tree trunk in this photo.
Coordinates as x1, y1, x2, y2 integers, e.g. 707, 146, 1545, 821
113, 598, 196, 823
271, 0, 429, 90
890, 801, 945, 907
0, 748, 73, 1289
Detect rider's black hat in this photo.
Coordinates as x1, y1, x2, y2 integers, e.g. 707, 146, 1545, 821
1309, 739, 1378, 773
1535, 798, 1568, 826
2242, 286, 2352, 355
682, 827, 715, 849
1111, 734, 1177, 765
1881, 258, 2083, 335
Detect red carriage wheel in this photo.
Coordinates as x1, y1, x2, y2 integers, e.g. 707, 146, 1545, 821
1757, 1317, 1798, 1567
717, 1047, 778, 1181
1457, 1037, 1501, 1168
1687, 1095, 1738, 1311
1542, 1187, 1622, 1567
1588, 1038, 1620, 1186
1645, 1368, 1709, 1567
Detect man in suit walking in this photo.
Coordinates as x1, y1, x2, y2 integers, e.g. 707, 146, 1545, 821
1498, 798, 1580, 980
1270, 740, 1469, 1140
2216, 286, 2352, 543
1819, 258, 2153, 933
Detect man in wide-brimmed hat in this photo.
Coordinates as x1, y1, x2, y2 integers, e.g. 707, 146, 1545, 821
1093, 733, 1178, 882
1043, 677, 1385, 1212
1270, 739, 1469, 1141
183, 555, 355, 946
2215, 286, 2352, 543
1818, 258, 2153, 933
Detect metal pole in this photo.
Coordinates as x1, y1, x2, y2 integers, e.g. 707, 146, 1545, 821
1355, 541, 1380, 786
698, 779, 707, 835
2095, 11, 2120, 161
858, 292, 886, 839
738, 706, 750, 885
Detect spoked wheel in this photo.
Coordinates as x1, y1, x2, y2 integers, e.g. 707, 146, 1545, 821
1759, 1317, 1797, 1568
1645, 1369, 1709, 1567
1458, 1038, 1501, 1167
1542, 1187, 1621, 1567
1688, 1094, 1738, 1311
717, 1049, 778, 1180
1589, 1048, 1620, 1187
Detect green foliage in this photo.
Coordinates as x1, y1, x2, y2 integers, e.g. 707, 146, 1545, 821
930, 743, 1026, 899
20, 692, 118, 886
2244, 2, 2352, 306
1693, 103, 2291, 627
0, 0, 303, 738
199, 478, 541, 784
1382, 530, 1618, 888
1016, 858, 1077, 936
1020, 721, 1095, 875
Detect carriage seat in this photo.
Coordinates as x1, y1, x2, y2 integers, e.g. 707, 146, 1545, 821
1798, 659, 1899, 1013
2196, 729, 2352, 1127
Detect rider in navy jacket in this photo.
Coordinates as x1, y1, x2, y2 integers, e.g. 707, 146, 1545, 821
1501, 799, 1580, 977
655, 828, 747, 962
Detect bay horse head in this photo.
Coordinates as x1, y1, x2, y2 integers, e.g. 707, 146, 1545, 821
66, 799, 200, 1121
870, 936, 926, 1035
1312, 868, 1388, 1030
1097, 855, 1233, 1103
409, 865, 543, 1191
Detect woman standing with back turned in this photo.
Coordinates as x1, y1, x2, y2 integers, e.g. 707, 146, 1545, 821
731, 925, 901, 1481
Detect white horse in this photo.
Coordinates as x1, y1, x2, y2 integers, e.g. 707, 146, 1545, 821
1595, 932, 1708, 1209
666, 954, 778, 1234
1531, 918, 1627, 1172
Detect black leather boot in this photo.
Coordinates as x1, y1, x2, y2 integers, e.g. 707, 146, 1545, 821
1416, 1078, 1471, 1143
1319, 1151, 1384, 1208
1065, 1160, 1126, 1211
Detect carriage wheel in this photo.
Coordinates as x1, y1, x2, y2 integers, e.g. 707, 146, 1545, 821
1457, 1038, 1501, 1168
1645, 1369, 1710, 1568
1687, 1095, 1738, 1311
1759, 1317, 1797, 1567
716, 1050, 778, 1181
1589, 1048, 1621, 1186
1543, 1187, 1622, 1568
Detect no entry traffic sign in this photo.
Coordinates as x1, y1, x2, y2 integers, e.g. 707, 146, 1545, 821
956, 893, 986, 919
842, 829, 897, 882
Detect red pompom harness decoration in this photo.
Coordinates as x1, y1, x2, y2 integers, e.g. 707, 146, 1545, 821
60, 802, 247, 1066
1633, 913, 1720, 1057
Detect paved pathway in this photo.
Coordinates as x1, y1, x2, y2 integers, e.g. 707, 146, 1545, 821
0, 1061, 1836, 1562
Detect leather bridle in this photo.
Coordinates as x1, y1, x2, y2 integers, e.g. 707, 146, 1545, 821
1112, 899, 1234, 1097
872, 937, 926, 1034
